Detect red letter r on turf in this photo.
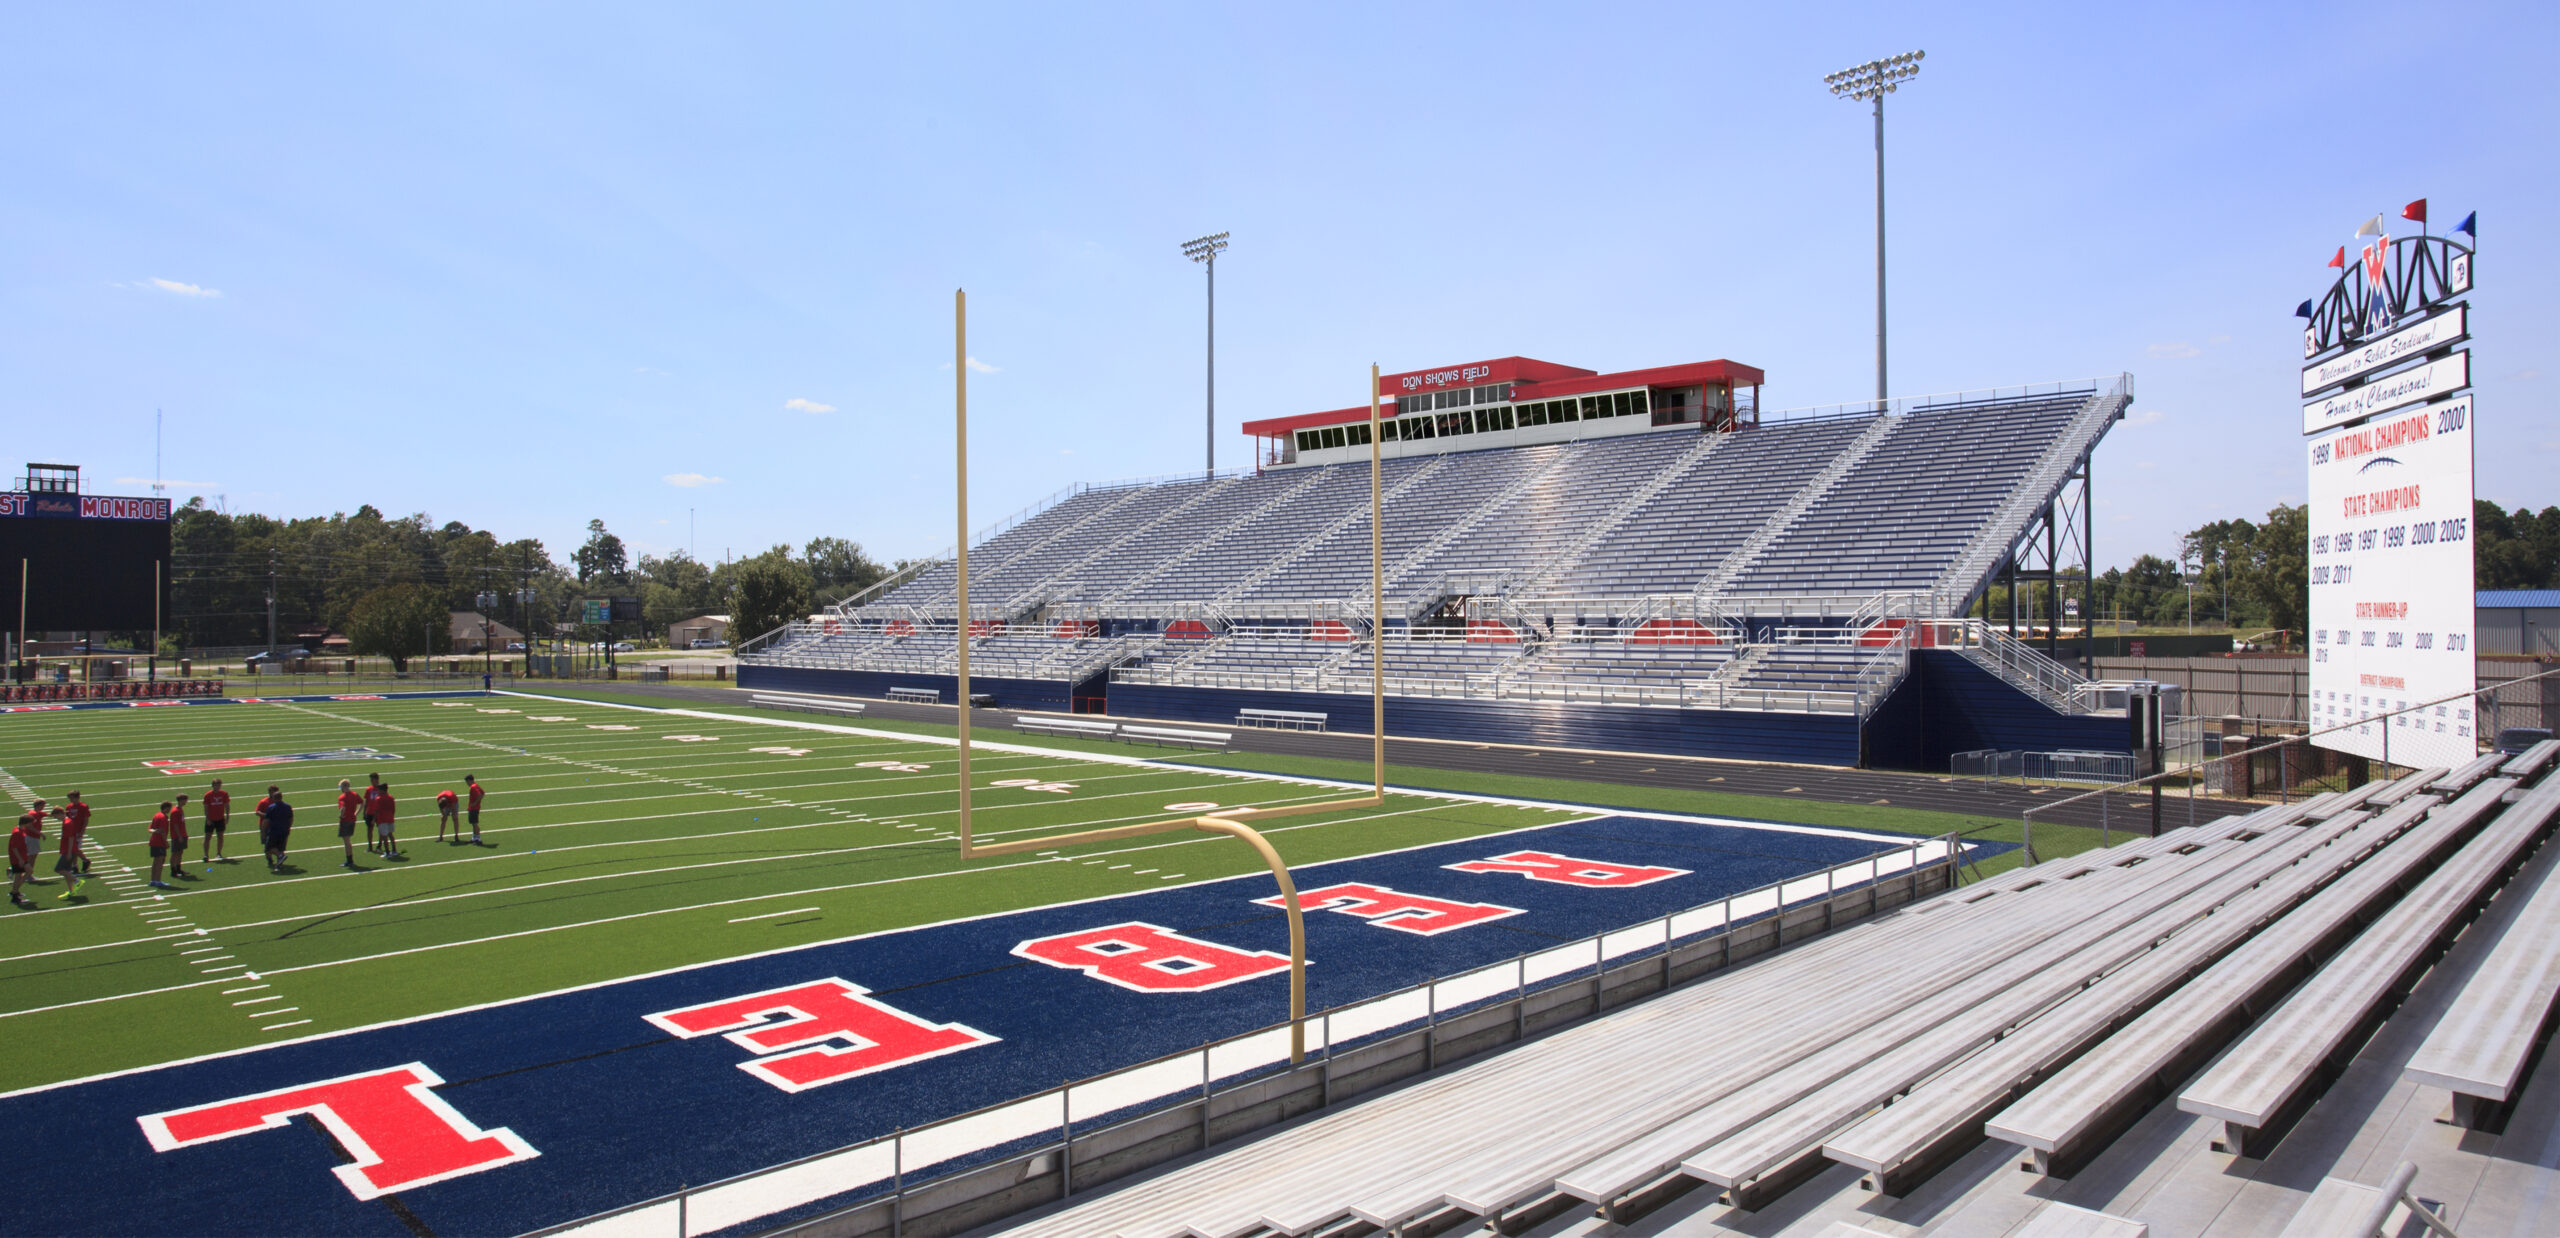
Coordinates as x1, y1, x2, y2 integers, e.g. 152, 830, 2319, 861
137, 1063, 538, 1200
644, 978, 998, 1093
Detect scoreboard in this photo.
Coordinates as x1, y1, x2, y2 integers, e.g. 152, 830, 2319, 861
0, 492, 173, 632
2306, 398, 2475, 764
2296, 212, 2477, 767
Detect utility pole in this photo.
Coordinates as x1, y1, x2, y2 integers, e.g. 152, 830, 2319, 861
265, 552, 278, 663
1825, 51, 1923, 405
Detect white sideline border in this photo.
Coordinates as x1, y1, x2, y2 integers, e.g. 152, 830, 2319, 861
0, 690, 1941, 1106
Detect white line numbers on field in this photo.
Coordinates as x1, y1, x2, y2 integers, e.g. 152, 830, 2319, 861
991, 779, 1078, 794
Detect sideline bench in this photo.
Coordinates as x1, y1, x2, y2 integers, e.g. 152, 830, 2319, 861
2175, 775, 2556, 1158
2403, 816, 2560, 1130
749, 693, 866, 719
1119, 724, 1232, 751
886, 687, 940, 705
1014, 716, 1120, 741
1237, 708, 1329, 732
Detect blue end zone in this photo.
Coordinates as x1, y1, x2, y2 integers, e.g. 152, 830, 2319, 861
2, 813, 1988, 1237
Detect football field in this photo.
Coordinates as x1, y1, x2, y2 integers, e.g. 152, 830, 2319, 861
0, 691, 1972, 1235
0, 691, 1595, 1093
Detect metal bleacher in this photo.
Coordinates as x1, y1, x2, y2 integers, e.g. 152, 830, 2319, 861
738, 378, 2130, 725
976, 741, 2560, 1238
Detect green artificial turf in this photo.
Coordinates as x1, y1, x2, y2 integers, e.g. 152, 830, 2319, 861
0, 694, 1586, 1092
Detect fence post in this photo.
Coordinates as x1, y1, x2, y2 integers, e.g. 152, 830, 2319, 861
891, 1130, 903, 1238
1200, 1052, 1212, 1152
1060, 1081, 1073, 1199
676, 1187, 686, 1238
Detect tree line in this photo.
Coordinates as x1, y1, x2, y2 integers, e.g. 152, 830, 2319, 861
168, 501, 897, 667
1979, 498, 2560, 636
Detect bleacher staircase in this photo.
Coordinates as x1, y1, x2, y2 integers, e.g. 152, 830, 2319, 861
1209, 455, 1451, 609
1690, 411, 1897, 603
1517, 431, 1732, 599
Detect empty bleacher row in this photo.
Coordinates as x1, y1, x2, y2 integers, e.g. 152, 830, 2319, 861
988, 740, 2560, 1238
854, 384, 2116, 621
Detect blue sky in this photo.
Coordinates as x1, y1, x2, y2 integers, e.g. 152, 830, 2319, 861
3, 2, 2552, 570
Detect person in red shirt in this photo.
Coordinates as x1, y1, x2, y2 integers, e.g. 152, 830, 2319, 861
434, 788, 461, 843
335, 779, 364, 870
373, 783, 403, 861
167, 792, 193, 881
8, 803, 42, 908
147, 803, 175, 889
465, 775, 487, 845
51, 791, 91, 900
362, 772, 386, 855
201, 778, 232, 864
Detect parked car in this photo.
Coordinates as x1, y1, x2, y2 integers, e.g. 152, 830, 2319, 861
2495, 727, 2554, 756
688, 638, 728, 649
243, 650, 305, 666
505, 641, 526, 652
612, 641, 637, 653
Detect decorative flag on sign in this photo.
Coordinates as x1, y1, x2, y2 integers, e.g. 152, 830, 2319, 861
2295, 300, 2315, 319
2360, 237, 2394, 335
2327, 246, 2346, 269
2401, 199, 2427, 224
2456, 211, 2476, 237
2355, 215, 2384, 238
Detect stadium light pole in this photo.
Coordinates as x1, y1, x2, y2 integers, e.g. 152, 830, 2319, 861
1825, 50, 1922, 406
1181, 233, 1230, 479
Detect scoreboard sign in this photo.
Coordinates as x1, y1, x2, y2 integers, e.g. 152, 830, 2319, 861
2306, 398, 2475, 764
2297, 207, 2477, 766
0, 491, 173, 632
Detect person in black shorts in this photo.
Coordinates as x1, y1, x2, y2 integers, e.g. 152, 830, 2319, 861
201, 778, 232, 863
258, 785, 294, 873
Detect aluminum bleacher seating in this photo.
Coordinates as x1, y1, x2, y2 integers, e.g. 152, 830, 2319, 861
747, 384, 2121, 729
966, 744, 2560, 1237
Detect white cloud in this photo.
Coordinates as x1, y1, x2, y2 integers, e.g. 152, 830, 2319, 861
2134, 460, 2157, 470
662, 473, 726, 488
2145, 341, 2200, 359
783, 397, 836, 414
2123, 407, 2166, 426
115, 476, 217, 488
939, 356, 1000, 373
148, 278, 222, 298
2208, 334, 2232, 345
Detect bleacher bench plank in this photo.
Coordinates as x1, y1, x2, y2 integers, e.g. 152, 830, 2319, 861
2504, 738, 2560, 780
2403, 815, 2560, 1129
1823, 807, 2384, 1197
2013, 1202, 2150, 1237
1983, 791, 2461, 1177
2176, 776, 2552, 1158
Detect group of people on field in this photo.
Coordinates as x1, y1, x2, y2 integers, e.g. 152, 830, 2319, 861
7, 773, 488, 906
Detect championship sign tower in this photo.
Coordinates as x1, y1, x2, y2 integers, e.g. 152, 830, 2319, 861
2297, 203, 2477, 768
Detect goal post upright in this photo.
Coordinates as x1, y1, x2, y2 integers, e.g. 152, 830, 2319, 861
947, 292, 1384, 1061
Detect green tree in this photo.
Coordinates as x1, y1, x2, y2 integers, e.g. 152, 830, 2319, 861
573, 519, 628, 586
801, 536, 888, 605
344, 583, 452, 670
2477, 499, 2560, 590
729, 547, 814, 648
2243, 503, 2310, 636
